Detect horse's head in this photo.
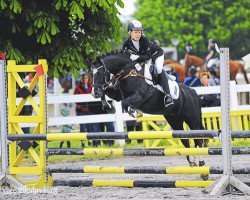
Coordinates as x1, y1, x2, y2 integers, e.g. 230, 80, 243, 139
91, 58, 109, 98
91, 51, 131, 98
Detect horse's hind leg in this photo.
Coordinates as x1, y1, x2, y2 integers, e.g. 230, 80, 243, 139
164, 115, 195, 166
185, 118, 209, 180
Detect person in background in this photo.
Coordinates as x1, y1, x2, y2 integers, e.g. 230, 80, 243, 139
74, 72, 100, 147
185, 41, 194, 55
183, 66, 201, 87
209, 69, 220, 86
59, 103, 73, 148
205, 39, 219, 71
90, 100, 115, 147
199, 72, 219, 107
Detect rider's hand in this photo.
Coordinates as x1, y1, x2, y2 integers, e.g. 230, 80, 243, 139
137, 54, 150, 62
130, 54, 139, 61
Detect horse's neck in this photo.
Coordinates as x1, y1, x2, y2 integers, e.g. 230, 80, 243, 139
105, 56, 130, 75
191, 55, 203, 65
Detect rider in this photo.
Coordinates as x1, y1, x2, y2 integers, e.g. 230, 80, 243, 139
205, 39, 219, 71
122, 19, 173, 108
185, 41, 194, 55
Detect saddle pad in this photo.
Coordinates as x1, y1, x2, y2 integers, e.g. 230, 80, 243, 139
138, 61, 180, 99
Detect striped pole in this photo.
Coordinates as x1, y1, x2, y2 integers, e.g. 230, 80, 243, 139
53, 179, 250, 188
7, 130, 219, 141
7, 130, 250, 141
47, 147, 250, 156
47, 165, 250, 175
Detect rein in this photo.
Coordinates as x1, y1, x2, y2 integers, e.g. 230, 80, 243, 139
116, 68, 152, 82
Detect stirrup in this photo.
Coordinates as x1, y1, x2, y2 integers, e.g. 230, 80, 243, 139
164, 94, 173, 107
128, 106, 136, 118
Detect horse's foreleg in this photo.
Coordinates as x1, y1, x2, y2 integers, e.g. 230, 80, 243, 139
121, 93, 144, 117
101, 94, 116, 114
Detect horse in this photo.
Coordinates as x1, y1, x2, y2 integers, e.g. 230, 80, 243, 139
91, 51, 208, 180
163, 59, 186, 83
184, 54, 249, 84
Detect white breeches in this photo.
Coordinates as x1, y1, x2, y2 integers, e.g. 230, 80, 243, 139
207, 58, 218, 70
154, 54, 164, 74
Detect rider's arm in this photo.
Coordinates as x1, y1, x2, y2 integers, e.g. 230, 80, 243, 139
135, 36, 151, 62
150, 41, 164, 62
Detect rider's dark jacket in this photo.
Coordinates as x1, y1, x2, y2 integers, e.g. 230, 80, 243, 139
207, 46, 218, 60
122, 35, 164, 63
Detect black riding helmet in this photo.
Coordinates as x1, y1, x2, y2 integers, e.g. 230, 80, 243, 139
208, 38, 215, 44
127, 20, 144, 31
185, 41, 192, 46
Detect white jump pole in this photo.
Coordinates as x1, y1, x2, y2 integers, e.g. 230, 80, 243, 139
205, 48, 250, 196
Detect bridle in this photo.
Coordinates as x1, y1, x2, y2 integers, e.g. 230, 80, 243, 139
92, 59, 112, 91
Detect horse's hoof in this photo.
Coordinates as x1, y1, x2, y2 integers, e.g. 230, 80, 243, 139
107, 105, 116, 114
200, 174, 209, 181
136, 110, 143, 118
189, 162, 197, 167
103, 104, 116, 114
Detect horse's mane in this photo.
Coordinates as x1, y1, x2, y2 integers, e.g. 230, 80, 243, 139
97, 50, 130, 60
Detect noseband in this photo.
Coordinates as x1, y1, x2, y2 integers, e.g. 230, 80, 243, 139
92, 59, 111, 90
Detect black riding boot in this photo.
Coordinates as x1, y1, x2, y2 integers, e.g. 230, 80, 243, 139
159, 71, 173, 107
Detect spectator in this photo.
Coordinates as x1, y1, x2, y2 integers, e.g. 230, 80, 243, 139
90, 101, 115, 147
59, 103, 73, 148
125, 120, 143, 144
74, 72, 100, 147
185, 41, 194, 55
205, 39, 219, 71
199, 72, 220, 107
209, 70, 220, 86
183, 66, 201, 87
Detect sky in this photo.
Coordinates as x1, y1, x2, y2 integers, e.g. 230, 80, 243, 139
117, 0, 137, 21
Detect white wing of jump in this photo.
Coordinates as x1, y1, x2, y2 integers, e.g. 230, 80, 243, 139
242, 53, 250, 70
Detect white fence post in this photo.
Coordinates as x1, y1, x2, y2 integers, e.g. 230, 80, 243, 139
113, 100, 125, 146
230, 81, 238, 111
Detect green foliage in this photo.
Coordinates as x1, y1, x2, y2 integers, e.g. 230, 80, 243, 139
0, 0, 124, 76
135, 0, 250, 59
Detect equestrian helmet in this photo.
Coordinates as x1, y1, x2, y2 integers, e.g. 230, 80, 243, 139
128, 20, 143, 31
208, 38, 215, 44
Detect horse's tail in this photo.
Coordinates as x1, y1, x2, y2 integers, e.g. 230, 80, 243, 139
238, 62, 249, 84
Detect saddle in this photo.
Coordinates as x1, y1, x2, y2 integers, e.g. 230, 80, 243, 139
138, 60, 180, 100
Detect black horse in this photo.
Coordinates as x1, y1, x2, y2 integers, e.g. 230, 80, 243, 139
91, 51, 207, 176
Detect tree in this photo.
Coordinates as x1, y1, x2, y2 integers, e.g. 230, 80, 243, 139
134, 0, 250, 59
0, 0, 124, 76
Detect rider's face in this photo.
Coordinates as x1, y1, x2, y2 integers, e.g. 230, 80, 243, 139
130, 30, 142, 41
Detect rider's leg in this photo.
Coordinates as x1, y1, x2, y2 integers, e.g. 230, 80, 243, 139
155, 54, 173, 107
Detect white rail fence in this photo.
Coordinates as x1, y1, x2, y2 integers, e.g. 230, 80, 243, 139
50, 81, 250, 126
19, 81, 250, 133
